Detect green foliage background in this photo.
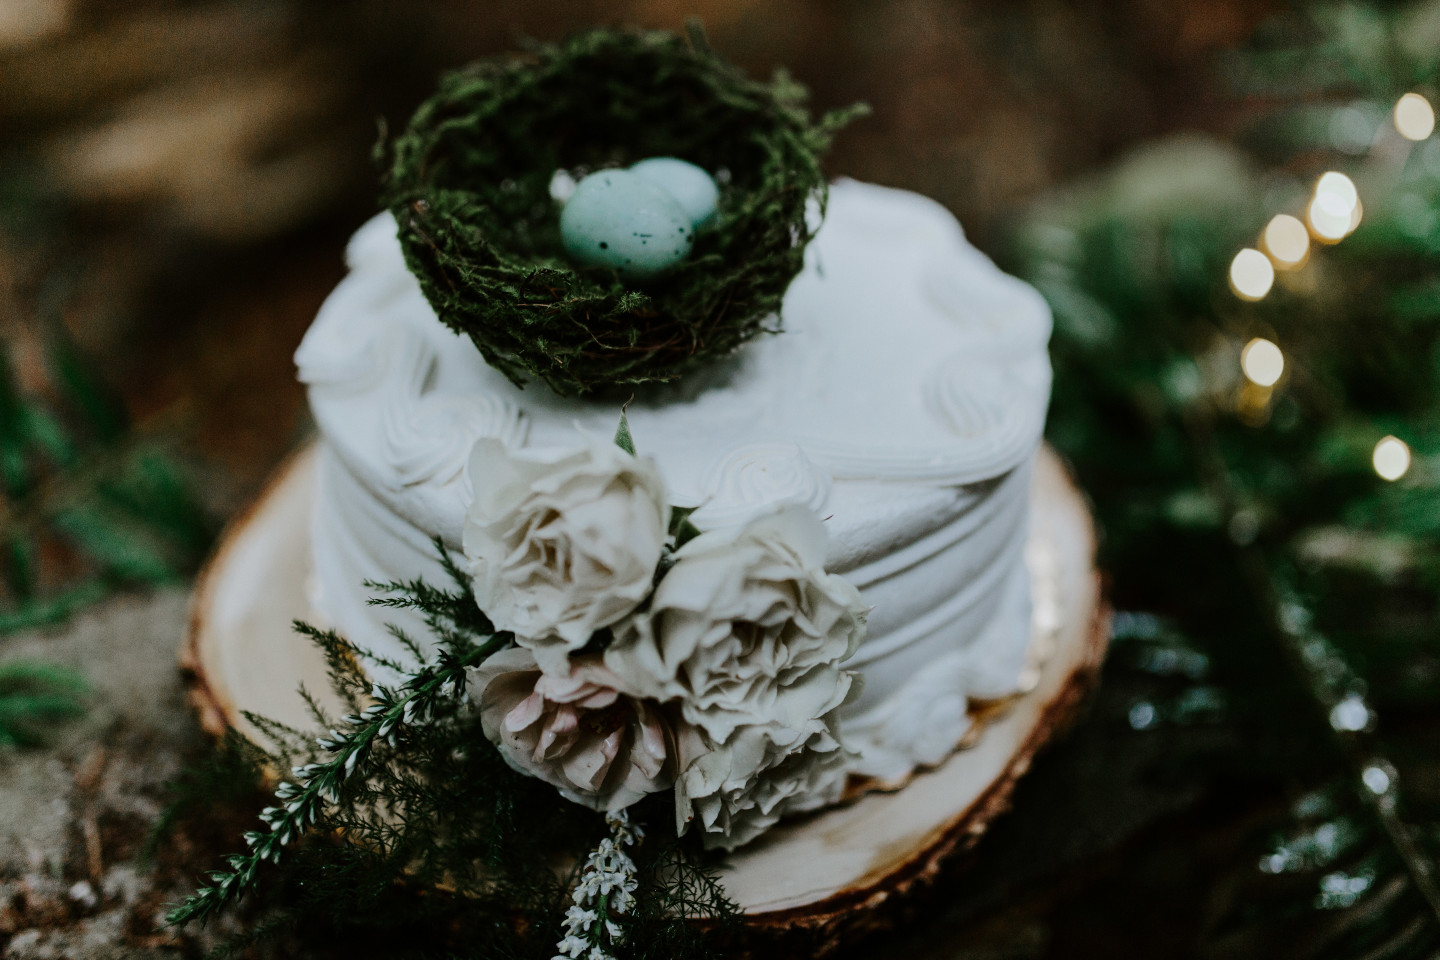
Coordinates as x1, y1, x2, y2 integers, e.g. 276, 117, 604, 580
999, 2, 1440, 955
0, 331, 212, 636
0, 326, 213, 748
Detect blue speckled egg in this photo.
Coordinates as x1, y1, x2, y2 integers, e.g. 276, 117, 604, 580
559, 169, 694, 281
629, 157, 719, 230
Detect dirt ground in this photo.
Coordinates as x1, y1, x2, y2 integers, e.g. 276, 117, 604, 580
0, 590, 250, 959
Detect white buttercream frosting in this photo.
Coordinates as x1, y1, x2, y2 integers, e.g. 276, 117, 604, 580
296, 178, 1053, 784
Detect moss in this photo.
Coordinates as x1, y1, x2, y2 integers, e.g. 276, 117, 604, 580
380, 26, 863, 397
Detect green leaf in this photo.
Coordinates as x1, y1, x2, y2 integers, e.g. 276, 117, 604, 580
20, 405, 78, 467
50, 501, 179, 584
0, 660, 86, 748
2, 534, 37, 601
668, 504, 703, 549
614, 408, 637, 456
48, 335, 126, 442
0, 582, 109, 636
98, 449, 213, 559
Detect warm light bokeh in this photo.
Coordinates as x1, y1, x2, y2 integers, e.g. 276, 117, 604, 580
1241, 337, 1284, 387
1315, 171, 1358, 209
1230, 248, 1274, 300
1263, 214, 1309, 266
1394, 93, 1436, 141
1308, 194, 1352, 241
1307, 171, 1361, 243
1373, 435, 1411, 481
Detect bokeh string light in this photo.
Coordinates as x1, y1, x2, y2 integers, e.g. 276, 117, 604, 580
1241, 338, 1284, 387
1060, 36, 1440, 933
1230, 248, 1275, 300
1309, 171, 1361, 242
1308, 196, 1351, 241
1229, 89, 1437, 308
1394, 92, 1435, 141
1372, 436, 1411, 481
1315, 171, 1359, 209
1263, 214, 1310, 267
1226, 89, 1435, 449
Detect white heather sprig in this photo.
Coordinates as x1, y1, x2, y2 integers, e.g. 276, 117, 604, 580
553, 810, 644, 960
166, 642, 496, 928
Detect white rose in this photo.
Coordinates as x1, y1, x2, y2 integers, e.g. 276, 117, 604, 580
463, 437, 668, 671
468, 646, 676, 812
673, 714, 853, 850
604, 504, 868, 742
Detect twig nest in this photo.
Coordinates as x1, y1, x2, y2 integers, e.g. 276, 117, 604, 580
380, 27, 863, 397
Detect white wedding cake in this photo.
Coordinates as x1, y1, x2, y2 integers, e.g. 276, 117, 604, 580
294, 177, 1052, 792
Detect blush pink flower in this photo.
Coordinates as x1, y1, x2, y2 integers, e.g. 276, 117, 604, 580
469, 647, 676, 812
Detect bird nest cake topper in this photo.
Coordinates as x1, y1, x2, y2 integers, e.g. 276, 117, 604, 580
380, 26, 863, 396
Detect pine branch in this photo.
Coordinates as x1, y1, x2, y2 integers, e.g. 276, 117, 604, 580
1186, 384, 1440, 942
0, 400, 197, 564
164, 558, 741, 957
142, 730, 267, 864
166, 630, 503, 927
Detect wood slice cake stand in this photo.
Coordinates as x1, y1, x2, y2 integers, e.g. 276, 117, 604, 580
183, 441, 1108, 947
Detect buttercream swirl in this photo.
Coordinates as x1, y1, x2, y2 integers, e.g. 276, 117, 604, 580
295, 215, 419, 392
691, 443, 832, 529
381, 335, 527, 488
926, 361, 1036, 442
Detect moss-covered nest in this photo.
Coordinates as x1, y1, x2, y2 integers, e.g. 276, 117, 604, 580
380, 27, 862, 397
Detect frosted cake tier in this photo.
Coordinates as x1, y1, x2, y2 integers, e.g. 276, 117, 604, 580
295, 179, 1054, 782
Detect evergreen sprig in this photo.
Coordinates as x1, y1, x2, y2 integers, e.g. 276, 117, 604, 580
165, 625, 504, 927
555, 812, 643, 960
166, 540, 739, 958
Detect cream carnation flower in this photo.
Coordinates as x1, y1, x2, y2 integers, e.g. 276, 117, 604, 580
604, 504, 868, 742
469, 646, 675, 812
673, 713, 853, 850
463, 437, 668, 671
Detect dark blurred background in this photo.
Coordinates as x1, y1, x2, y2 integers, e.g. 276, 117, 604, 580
0, 0, 1275, 514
